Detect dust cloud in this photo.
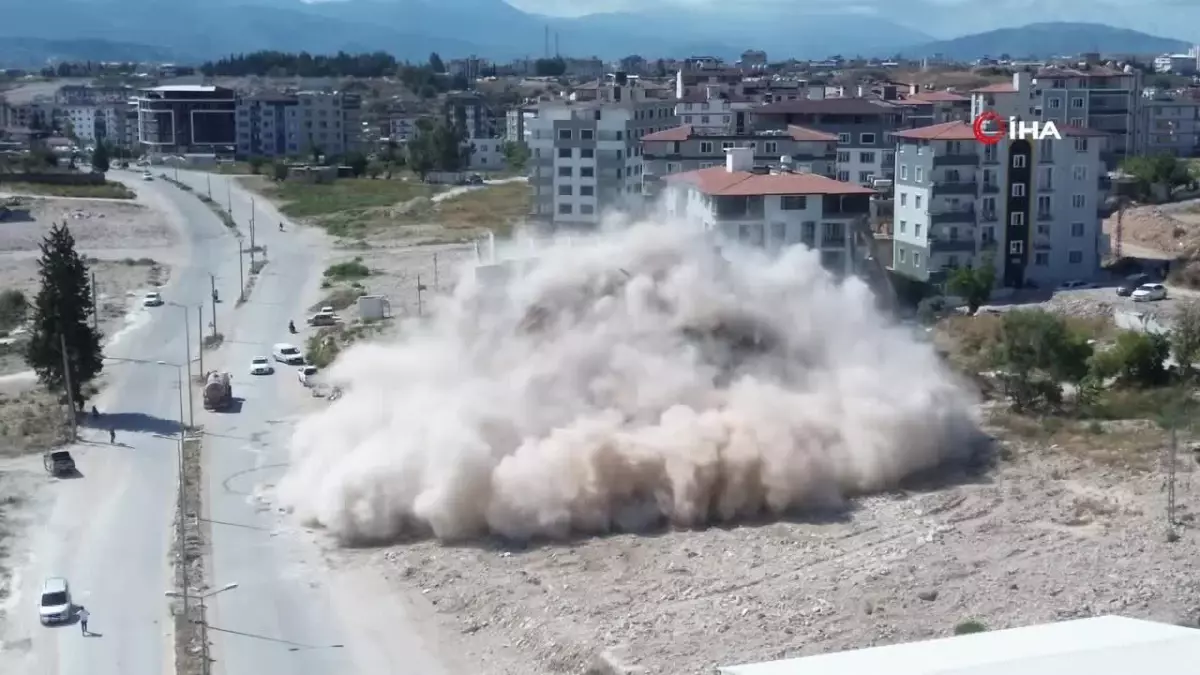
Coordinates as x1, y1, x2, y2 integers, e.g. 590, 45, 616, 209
278, 222, 980, 544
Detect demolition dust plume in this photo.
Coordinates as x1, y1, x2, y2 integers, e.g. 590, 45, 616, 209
278, 222, 979, 543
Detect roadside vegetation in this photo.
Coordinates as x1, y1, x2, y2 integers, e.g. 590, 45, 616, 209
0, 181, 135, 199
324, 258, 371, 281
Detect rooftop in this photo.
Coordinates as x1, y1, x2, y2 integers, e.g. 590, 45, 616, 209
718, 616, 1200, 675
643, 124, 837, 143
754, 98, 900, 116
145, 85, 221, 93
970, 83, 1018, 94
892, 120, 1108, 141
904, 90, 971, 103
666, 166, 874, 197
1036, 66, 1127, 78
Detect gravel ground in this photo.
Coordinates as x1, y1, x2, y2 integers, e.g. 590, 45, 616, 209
317, 414, 1199, 675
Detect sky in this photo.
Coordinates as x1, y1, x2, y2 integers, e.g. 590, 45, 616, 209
503, 0, 1200, 42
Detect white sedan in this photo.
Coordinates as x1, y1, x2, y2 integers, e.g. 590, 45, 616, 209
298, 365, 319, 386
249, 357, 273, 375
1131, 283, 1167, 302
141, 170, 153, 181
142, 291, 163, 307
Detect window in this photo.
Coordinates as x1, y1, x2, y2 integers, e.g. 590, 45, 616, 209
915, 195, 922, 209
837, 170, 850, 181
1072, 194, 1086, 208
1072, 165, 1087, 180
580, 129, 594, 140
915, 167, 923, 182
860, 133, 876, 144
558, 185, 572, 196
558, 147, 572, 159
858, 171, 873, 183
1074, 138, 1088, 152
899, 219, 906, 233
770, 222, 786, 242
765, 142, 778, 154
700, 141, 713, 153
838, 133, 851, 144
616, 131, 623, 140
900, 165, 908, 180
1012, 155, 1027, 168
557, 166, 572, 177
578, 148, 593, 159
1070, 222, 1084, 237
1069, 250, 1083, 264
701, 116, 710, 124
721, 141, 733, 150
913, 252, 921, 267
914, 223, 922, 237
1009, 240, 1024, 254
1071, 97, 1084, 108
558, 129, 572, 140
1049, 98, 1061, 109
1034, 252, 1049, 265
900, 193, 907, 206
580, 167, 594, 177
1011, 212, 1025, 226
581, 204, 595, 215
837, 151, 850, 163
898, 249, 907, 263
1069, 117, 1084, 128
859, 151, 876, 163
801, 221, 816, 245
1012, 183, 1026, 197
558, 203, 573, 214
1037, 195, 1051, 213
781, 196, 807, 210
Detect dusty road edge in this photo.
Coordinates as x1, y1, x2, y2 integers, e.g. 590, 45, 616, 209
172, 435, 207, 675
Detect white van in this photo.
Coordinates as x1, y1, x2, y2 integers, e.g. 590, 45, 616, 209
39, 577, 72, 625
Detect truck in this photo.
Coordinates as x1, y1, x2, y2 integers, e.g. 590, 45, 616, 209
203, 371, 233, 410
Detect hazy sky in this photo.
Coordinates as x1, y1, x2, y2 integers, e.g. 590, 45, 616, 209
503, 0, 1200, 41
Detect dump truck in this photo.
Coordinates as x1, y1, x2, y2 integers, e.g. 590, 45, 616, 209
203, 371, 233, 410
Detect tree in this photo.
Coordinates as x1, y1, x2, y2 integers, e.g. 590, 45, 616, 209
428, 52, 446, 73
946, 262, 995, 315
90, 142, 110, 173
345, 151, 368, 178
309, 145, 323, 165
25, 222, 103, 409
271, 162, 289, 182
1171, 300, 1200, 378
1120, 154, 1193, 201
1091, 330, 1170, 388
406, 117, 467, 180
502, 141, 530, 171
990, 309, 1092, 411
247, 156, 265, 174
366, 161, 385, 179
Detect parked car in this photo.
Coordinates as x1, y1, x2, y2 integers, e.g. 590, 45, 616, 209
38, 577, 72, 625
1116, 273, 1150, 297
249, 357, 273, 375
143, 291, 163, 307
1131, 283, 1168, 302
273, 343, 304, 365
298, 365, 319, 386
142, 170, 153, 181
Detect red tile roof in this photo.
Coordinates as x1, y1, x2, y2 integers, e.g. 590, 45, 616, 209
665, 167, 875, 197
786, 125, 837, 142
892, 120, 1110, 141
970, 83, 1017, 93
641, 124, 837, 143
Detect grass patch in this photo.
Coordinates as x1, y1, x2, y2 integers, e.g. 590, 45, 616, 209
264, 177, 436, 219
934, 313, 1115, 369
311, 287, 361, 312
0, 388, 70, 456
396, 182, 530, 237
2, 181, 135, 199
954, 620, 988, 635
324, 258, 371, 281
202, 333, 225, 350
304, 318, 389, 368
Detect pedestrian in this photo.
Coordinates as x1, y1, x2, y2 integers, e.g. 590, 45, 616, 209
78, 606, 90, 635
109, 427, 116, 444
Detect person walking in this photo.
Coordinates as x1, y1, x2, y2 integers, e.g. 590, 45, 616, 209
109, 427, 116, 444
78, 606, 90, 635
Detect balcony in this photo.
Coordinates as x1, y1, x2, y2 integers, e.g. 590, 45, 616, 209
980, 238, 998, 250
1036, 211, 1054, 222
931, 180, 977, 196
932, 153, 980, 167
930, 238, 977, 253
981, 153, 1000, 165
931, 207, 975, 224
981, 182, 999, 194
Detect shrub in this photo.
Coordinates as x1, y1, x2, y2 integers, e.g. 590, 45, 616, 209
323, 258, 370, 280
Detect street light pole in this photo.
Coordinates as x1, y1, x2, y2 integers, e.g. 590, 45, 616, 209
169, 303, 194, 427
166, 582, 238, 675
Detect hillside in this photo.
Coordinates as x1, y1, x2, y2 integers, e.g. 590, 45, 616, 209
0, 37, 182, 68
899, 22, 1190, 60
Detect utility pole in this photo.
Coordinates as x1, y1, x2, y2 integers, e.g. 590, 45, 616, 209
181, 308, 194, 428
1167, 425, 1179, 542
197, 305, 204, 376
226, 179, 232, 214
206, 173, 212, 199
60, 334, 76, 440
237, 239, 245, 303
433, 252, 439, 290
249, 197, 256, 266
175, 365, 189, 621
209, 274, 217, 337
416, 274, 426, 317
90, 271, 98, 329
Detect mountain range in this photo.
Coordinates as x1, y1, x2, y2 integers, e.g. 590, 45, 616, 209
0, 0, 1192, 67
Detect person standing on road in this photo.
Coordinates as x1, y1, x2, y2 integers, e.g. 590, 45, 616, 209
78, 606, 90, 635
109, 427, 116, 444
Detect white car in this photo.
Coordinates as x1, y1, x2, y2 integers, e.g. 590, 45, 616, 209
298, 365, 319, 386
38, 577, 72, 625
1131, 283, 1167, 302
142, 291, 163, 307
141, 170, 153, 181
272, 343, 304, 365
249, 357, 273, 375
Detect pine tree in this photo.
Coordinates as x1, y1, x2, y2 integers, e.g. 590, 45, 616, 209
91, 142, 110, 173
25, 222, 103, 409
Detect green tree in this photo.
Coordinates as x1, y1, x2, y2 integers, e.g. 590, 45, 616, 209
247, 156, 265, 174
25, 222, 103, 408
428, 52, 446, 73
271, 162, 289, 181
501, 141, 530, 171
1171, 300, 1200, 379
0, 289, 28, 333
946, 262, 995, 315
309, 145, 323, 165
1090, 330, 1170, 388
366, 161, 384, 179
90, 142, 110, 173
345, 151, 369, 178
1120, 154, 1193, 201
990, 310, 1092, 411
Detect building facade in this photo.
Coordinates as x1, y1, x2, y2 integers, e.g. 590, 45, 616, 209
890, 120, 1109, 289
1137, 97, 1200, 157
663, 147, 875, 276
750, 98, 904, 186
137, 85, 237, 154
234, 91, 362, 159
641, 124, 838, 199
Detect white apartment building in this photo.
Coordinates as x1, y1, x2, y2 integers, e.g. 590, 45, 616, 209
527, 76, 677, 227
970, 68, 1139, 165
1153, 54, 1197, 75
389, 115, 419, 142
1137, 97, 1200, 157
235, 91, 362, 158
663, 147, 875, 276
675, 88, 757, 134
63, 105, 100, 143
890, 120, 1109, 290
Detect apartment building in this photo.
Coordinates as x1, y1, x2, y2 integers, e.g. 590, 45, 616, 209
504, 106, 535, 144
63, 105, 101, 142
389, 114, 420, 143
527, 75, 677, 226
137, 85, 237, 154
970, 68, 1139, 166
890, 120, 1109, 289
751, 98, 904, 186
1137, 96, 1200, 157
234, 91, 362, 158
898, 90, 972, 128
662, 147, 875, 276
641, 124, 837, 199
1153, 54, 1197, 75
675, 65, 745, 99
675, 89, 757, 134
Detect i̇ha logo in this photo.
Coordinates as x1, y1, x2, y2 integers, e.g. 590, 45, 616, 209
972, 111, 1062, 145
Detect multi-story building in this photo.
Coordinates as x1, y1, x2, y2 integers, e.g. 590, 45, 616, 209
662, 147, 875, 276
675, 89, 757, 134
63, 105, 101, 143
898, 90, 972, 128
641, 124, 838, 199
389, 114, 420, 143
970, 68, 1140, 166
751, 98, 904, 186
137, 85, 237, 154
1153, 54, 1197, 75
504, 106, 535, 144
1137, 96, 1200, 157
675, 65, 744, 99
889, 120, 1109, 289
443, 92, 500, 140
527, 74, 678, 227
234, 91, 362, 158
